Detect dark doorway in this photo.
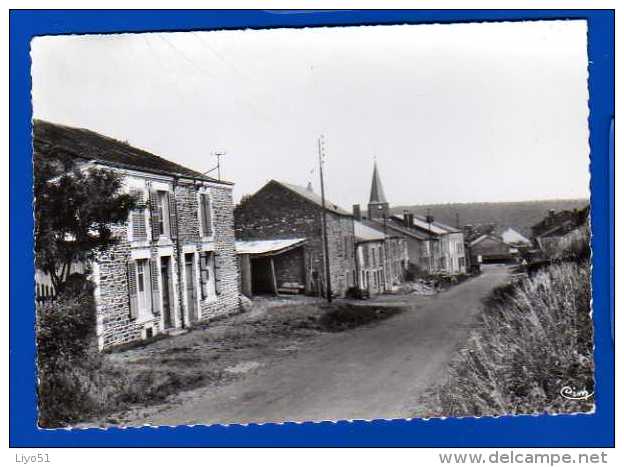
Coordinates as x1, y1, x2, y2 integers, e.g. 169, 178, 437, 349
185, 253, 198, 323
161, 256, 174, 329
251, 257, 273, 294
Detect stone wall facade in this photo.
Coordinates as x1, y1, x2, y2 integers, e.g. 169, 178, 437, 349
234, 181, 356, 297
93, 172, 239, 350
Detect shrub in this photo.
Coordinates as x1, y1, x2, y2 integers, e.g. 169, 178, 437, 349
36, 278, 218, 427
36, 280, 100, 427
415, 260, 593, 418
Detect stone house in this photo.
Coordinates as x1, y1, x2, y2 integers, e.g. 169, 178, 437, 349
393, 214, 467, 274
354, 221, 408, 295
532, 206, 590, 259
234, 180, 357, 297
468, 234, 516, 264
34, 120, 240, 350
353, 162, 466, 276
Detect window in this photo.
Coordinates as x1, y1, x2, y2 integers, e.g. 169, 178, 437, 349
136, 259, 149, 315
459, 257, 466, 270
156, 191, 170, 237
199, 192, 213, 237
199, 252, 216, 300
363, 245, 370, 268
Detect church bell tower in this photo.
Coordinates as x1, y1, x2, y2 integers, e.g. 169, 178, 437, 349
367, 162, 389, 221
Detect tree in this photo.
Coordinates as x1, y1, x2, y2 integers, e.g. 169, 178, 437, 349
35, 160, 136, 293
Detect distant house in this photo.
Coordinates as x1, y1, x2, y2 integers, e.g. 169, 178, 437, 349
532, 206, 590, 259
469, 234, 516, 264
354, 220, 408, 295
391, 213, 466, 274
34, 120, 240, 350
352, 162, 466, 275
531, 207, 589, 239
234, 180, 357, 297
501, 227, 531, 246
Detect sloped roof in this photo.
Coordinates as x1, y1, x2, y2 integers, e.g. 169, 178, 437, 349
469, 234, 506, 247
275, 180, 351, 216
354, 221, 386, 242
236, 238, 307, 256
392, 214, 461, 235
501, 227, 531, 245
363, 218, 429, 241
369, 162, 388, 204
33, 119, 231, 185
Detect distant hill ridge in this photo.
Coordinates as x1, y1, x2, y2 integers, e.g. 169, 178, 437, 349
390, 199, 589, 237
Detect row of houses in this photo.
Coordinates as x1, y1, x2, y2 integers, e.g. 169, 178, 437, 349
233, 162, 468, 298
35, 120, 468, 350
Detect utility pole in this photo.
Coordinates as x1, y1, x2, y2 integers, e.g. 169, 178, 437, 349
318, 135, 332, 303
426, 208, 435, 273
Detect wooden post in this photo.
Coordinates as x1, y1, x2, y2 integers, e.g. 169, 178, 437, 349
270, 257, 280, 296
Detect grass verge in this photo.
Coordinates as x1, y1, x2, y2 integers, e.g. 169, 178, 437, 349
413, 260, 594, 418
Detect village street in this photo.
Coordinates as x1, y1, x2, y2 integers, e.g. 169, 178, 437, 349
124, 265, 510, 426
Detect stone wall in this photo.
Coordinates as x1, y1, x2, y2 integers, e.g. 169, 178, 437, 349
195, 184, 240, 321
93, 176, 239, 350
235, 181, 356, 296
274, 246, 306, 286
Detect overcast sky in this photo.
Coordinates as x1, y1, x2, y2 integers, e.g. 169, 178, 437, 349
31, 20, 590, 207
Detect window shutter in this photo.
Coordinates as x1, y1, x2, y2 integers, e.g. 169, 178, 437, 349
127, 261, 138, 319
132, 210, 147, 240
150, 259, 161, 316
199, 253, 210, 300
149, 189, 160, 240
213, 253, 221, 295
167, 191, 178, 239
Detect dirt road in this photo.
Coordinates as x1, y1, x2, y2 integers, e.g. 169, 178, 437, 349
130, 266, 510, 426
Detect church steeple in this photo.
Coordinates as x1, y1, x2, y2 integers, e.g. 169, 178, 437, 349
369, 162, 388, 204
367, 161, 390, 221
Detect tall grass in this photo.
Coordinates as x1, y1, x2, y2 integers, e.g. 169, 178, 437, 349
416, 260, 593, 417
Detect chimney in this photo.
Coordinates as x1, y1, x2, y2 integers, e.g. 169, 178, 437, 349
408, 213, 415, 227
353, 204, 362, 221
403, 210, 410, 228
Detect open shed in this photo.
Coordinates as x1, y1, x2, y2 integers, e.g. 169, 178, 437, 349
236, 238, 308, 297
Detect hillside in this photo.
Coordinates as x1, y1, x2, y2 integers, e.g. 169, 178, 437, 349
391, 199, 589, 237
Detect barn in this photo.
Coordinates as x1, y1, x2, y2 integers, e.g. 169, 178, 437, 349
469, 234, 516, 264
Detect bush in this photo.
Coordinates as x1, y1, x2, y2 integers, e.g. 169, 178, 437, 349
36, 278, 214, 427
415, 260, 594, 418
36, 281, 100, 427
